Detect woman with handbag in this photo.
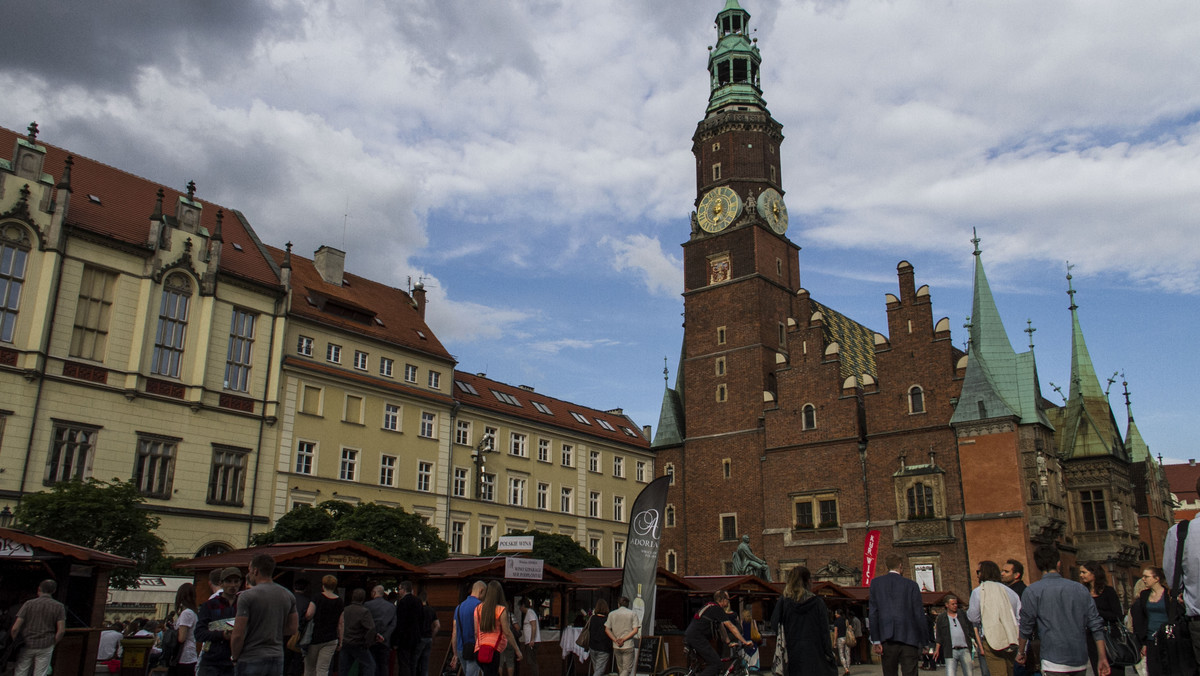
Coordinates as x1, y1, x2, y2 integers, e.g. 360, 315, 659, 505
770, 566, 838, 676
1081, 562, 1126, 676
740, 609, 761, 671
474, 581, 522, 676
588, 600, 613, 676
1131, 567, 1173, 676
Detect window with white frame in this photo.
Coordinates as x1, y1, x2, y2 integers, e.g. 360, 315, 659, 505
295, 441, 315, 475
613, 495, 625, 522
0, 236, 30, 344
453, 468, 469, 497
326, 343, 342, 364
380, 357, 393, 377
589, 450, 600, 473
666, 463, 675, 485
666, 504, 676, 527
483, 427, 497, 450
636, 461, 646, 482
589, 538, 600, 558
589, 491, 600, 517
613, 456, 625, 478
509, 477, 526, 506
382, 403, 401, 432
404, 363, 417, 382
379, 455, 396, 486
455, 420, 471, 446
207, 445, 248, 506
70, 265, 116, 361
133, 434, 178, 499
560, 487, 573, 513
480, 524, 494, 552
481, 473, 496, 502
510, 432, 528, 457
45, 422, 98, 485
909, 386, 925, 414
450, 521, 465, 553
666, 550, 678, 573
151, 276, 191, 377
339, 448, 358, 481
417, 461, 432, 492
428, 370, 441, 389
613, 540, 625, 567
419, 411, 436, 438
297, 335, 313, 356
353, 350, 368, 370
538, 439, 550, 463
561, 444, 574, 467
537, 482, 549, 510
223, 309, 256, 392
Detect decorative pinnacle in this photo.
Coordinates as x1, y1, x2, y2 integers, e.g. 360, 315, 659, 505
663, 357, 669, 385
213, 209, 224, 241
1105, 371, 1119, 398
1066, 261, 1077, 311
186, 180, 196, 201
1122, 375, 1132, 408
971, 228, 981, 256
1024, 320, 1036, 350
27, 122, 38, 142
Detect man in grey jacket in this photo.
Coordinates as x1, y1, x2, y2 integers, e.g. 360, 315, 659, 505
365, 586, 396, 676
1015, 546, 1108, 676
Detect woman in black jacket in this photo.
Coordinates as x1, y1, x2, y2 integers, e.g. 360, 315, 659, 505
588, 599, 612, 676
1131, 566, 1175, 676
770, 566, 838, 676
1080, 561, 1124, 676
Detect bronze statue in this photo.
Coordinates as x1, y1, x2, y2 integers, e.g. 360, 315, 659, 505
732, 534, 772, 581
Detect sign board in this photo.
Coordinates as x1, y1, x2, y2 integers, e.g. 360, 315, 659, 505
914, 563, 936, 592
636, 636, 662, 676
317, 554, 369, 567
0, 538, 34, 558
504, 556, 544, 580
860, 530, 881, 586
498, 535, 535, 553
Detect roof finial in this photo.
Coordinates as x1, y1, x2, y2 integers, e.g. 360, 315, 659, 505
151, 188, 164, 222
1104, 371, 1119, 398
26, 122, 38, 143
57, 155, 74, 191
1066, 261, 1077, 311
971, 228, 981, 256
186, 180, 196, 201
1122, 374, 1132, 408
1024, 319, 1036, 350
663, 356, 669, 385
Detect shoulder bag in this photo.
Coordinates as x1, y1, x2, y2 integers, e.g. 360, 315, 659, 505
1103, 620, 1140, 668
575, 617, 592, 650
1156, 520, 1197, 675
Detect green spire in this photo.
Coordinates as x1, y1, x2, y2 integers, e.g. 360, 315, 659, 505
1065, 264, 1105, 402
652, 348, 686, 448
1122, 379, 1151, 462
951, 232, 1050, 427
706, 0, 767, 114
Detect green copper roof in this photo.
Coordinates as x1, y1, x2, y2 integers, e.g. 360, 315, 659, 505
706, 0, 767, 113
721, 0, 746, 13
653, 345, 686, 448
809, 299, 878, 381
1125, 408, 1150, 462
950, 240, 1051, 427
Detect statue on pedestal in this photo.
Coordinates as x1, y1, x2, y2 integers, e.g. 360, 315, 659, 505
732, 534, 772, 582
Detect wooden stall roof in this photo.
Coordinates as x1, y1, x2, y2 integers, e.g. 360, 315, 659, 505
833, 585, 948, 606
811, 581, 862, 600
421, 556, 578, 585
685, 575, 780, 598
573, 567, 697, 591
0, 528, 135, 568
173, 540, 426, 575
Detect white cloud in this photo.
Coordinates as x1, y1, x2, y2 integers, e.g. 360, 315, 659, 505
602, 234, 684, 297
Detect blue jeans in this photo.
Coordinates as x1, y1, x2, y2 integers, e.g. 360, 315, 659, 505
235, 657, 285, 676
457, 650, 483, 676
416, 639, 433, 676
339, 645, 376, 676
946, 647, 974, 676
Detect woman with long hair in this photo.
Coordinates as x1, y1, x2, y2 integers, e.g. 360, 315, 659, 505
770, 566, 837, 676
305, 575, 343, 676
1080, 562, 1125, 676
1131, 567, 1173, 676
171, 583, 199, 676
587, 599, 612, 676
474, 580, 522, 676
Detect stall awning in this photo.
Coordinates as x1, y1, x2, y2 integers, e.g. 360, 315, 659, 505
572, 567, 696, 591
0, 528, 135, 567
421, 556, 578, 585
174, 540, 427, 576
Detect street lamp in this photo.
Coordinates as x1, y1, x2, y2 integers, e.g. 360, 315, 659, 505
0, 506, 13, 528
473, 433, 496, 500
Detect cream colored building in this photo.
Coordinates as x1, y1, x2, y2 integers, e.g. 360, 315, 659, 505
0, 125, 286, 557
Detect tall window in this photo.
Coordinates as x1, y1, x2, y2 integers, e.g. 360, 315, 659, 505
339, 448, 358, 481
383, 404, 400, 432
561, 444, 574, 467
481, 473, 496, 502
224, 309, 256, 391
353, 351, 368, 370
207, 445, 248, 506
538, 439, 550, 463
537, 482, 549, 510
151, 276, 191, 377
907, 482, 935, 518
720, 514, 738, 541
453, 468, 469, 497
636, 461, 646, 482
560, 487, 573, 513
666, 504, 677, 527
45, 422, 98, 485
404, 364, 417, 382
417, 461, 432, 492
456, 421, 471, 446
509, 477, 526, 506
380, 357, 394, 377
428, 371, 441, 388
589, 491, 600, 517
419, 412, 436, 438
795, 501, 814, 529
613, 495, 625, 521
480, 524, 494, 552
483, 427, 497, 450
666, 550, 677, 573
133, 435, 177, 499
666, 464, 675, 485
297, 336, 313, 356
380, 455, 396, 486
70, 266, 116, 361
613, 456, 625, 478
589, 451, 600, 473
295, 441, 315, 475
1081, 490, 1109, 531
802, 404, 817, 430
510, 433, 528, 457
450, 521, 465, 553
613, 541, 624, 567
589, 538, 601, 558
0, 235, 29, 344
909, 386, 925, 414
326, 343, 341, 363
819, 499, 839, 527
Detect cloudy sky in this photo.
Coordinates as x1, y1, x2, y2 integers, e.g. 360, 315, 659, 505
3, 0, 1198, 464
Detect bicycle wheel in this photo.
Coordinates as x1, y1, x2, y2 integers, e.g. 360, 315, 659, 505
662, 667, 691, 676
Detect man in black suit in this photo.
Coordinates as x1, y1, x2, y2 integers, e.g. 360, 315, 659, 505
869, 553, 929, 676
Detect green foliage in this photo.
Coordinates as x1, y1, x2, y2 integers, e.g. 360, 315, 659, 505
252, 501, 448, 565
14, 478, 165, 589
478, 529, 601, 573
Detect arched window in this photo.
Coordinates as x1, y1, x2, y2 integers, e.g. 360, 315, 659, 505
151, 274, 192, 377
0, 223, 33, 344
909, 386, 925, 414
195, 541, 232, 559
906, 482, 935, 519
802, 404, 817, 430
666, 505, 676, 528
666, 549, 678, 573
665, 464, 675, 485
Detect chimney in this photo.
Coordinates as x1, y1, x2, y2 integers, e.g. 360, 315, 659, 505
313, 245, 345, 286
412, 281, 427, 319
1190, 459, 1196, 466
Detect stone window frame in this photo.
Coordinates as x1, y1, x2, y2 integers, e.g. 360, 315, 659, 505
791, 489, 840, 530
802, 403, 817, 430
893, 469, 947, 522
908, 385, 926, 414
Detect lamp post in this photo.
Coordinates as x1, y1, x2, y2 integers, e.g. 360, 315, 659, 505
0, 506, 13, 528
473, 433, 496, 500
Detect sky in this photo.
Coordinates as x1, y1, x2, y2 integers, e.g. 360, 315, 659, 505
2, 0, 1198, 464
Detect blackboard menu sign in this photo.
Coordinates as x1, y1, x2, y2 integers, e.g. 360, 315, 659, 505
636, 636, 662, 676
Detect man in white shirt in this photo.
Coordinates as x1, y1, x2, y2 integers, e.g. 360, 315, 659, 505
605, 597, 641, 676
518, 599, 541, 676
1163, 475, 1200, 667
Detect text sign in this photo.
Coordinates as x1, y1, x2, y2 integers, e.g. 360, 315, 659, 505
317, 554, 369, 567
0, 538, 34, 558
636, 636, 662, 676
861, 530, 881, 586
505, 556, 544, 580
498, 535, 535, 552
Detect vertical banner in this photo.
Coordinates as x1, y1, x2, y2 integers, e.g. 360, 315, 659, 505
861, 529, 881, 586
620, 476, 671, 638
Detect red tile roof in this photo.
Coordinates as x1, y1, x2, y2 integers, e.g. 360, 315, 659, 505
172, 540, 426, 575
1164, 462, 1200, 504
452, 371, 650, 448
0, 527, 136, 567
269, 246, 452, 361
0, 126, 281, 289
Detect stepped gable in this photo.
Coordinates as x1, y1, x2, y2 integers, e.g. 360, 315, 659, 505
0, 125, 279, 289
267, 245, 450, 360
452, 371, 648, 448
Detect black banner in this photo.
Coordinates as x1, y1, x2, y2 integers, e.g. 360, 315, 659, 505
620, 475, 671, 637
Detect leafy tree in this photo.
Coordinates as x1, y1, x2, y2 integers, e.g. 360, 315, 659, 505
14, 478, 165, 589
250, 503, 339, 546
333, 503, 449, 565
479, 529, 601, 573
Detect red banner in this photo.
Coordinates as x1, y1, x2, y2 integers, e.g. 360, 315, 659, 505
861, 530, 881, 586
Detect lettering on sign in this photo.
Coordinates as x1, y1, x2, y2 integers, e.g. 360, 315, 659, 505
317, 554, 369, 567
0, 538, 34, 558
498, 535, 535, 553
504, 557, 544, 581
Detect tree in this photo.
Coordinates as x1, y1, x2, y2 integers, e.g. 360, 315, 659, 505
250, 503, 339, 546
14, 478, 165, 589
478, 530, 601, 572
251, 501, 449, 565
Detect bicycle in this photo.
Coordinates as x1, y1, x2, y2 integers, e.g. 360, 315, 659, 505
662, 644, 752, 676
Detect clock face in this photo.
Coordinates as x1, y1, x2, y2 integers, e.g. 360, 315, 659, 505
757, 188, 788, 235
697, 186, 742, 233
